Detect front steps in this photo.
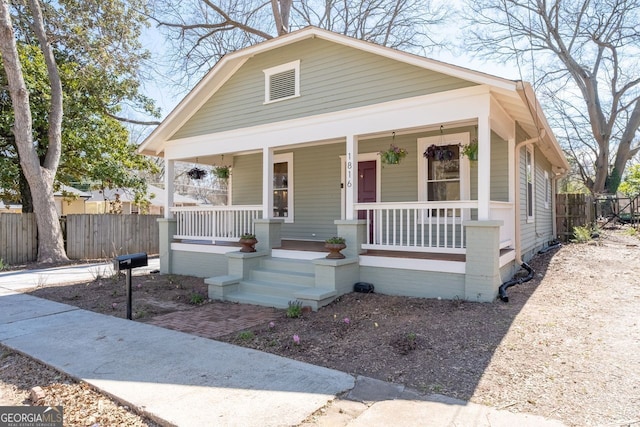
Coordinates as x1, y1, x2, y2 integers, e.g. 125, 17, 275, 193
205, 257, 338, 311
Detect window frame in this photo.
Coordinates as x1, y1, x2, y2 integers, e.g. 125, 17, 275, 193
544, 170, 550, 210
263, 60, 300, 104
525, 145, 535, 222
272, 152, 294, 223
417, 132, 471, 203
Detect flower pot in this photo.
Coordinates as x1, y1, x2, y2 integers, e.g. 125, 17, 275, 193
325, 243, 346, 259
239, 238, 258, 253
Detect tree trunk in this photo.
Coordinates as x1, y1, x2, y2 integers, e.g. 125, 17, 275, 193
0, 0, 67, 263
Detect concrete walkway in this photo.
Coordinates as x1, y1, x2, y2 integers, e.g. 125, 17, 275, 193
0, 265, 566, 426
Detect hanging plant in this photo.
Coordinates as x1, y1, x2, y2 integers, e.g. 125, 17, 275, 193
423, 144, 454, 161
187, 167, 208, 180
213, 165, 231, 179
380, 144, 408, 165
460, 139, 478, 161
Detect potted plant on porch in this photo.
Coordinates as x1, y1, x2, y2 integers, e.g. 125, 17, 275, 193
239, 233, 258, 253
324, 236, 346, 259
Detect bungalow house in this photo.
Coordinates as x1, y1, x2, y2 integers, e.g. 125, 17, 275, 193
139, 27, 569, 309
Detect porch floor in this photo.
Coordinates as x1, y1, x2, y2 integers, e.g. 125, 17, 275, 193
182, 238, 512, 263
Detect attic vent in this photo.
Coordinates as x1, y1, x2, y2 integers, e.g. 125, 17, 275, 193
264, 60, 300, 103
270, 69, 296, 101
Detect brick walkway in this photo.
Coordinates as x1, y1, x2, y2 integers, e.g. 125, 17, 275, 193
146, 302, 281, 339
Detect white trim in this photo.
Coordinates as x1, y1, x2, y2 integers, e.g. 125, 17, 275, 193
499, 249, 516, 267
164, 87, 491, 160
359, 255, 465, 274
340, 152, 381, 220
273, 152, 294, 223
171, 242, 239, 254
526, 145, 535, 222
271, 249, 325, 260
417, 132, 471, 203
263, 60, 300, 104
544, 170, 550, 210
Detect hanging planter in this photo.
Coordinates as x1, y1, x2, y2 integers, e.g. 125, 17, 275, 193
460, 140, 478, 161
187, 167, 208, 180
380, 144, 408, 165
423, 144, 454, 161
213, 165, 231, 179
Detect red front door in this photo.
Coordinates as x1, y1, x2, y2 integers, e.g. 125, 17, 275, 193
358, 161, 376, 241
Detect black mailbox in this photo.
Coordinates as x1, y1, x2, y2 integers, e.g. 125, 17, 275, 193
114, 253, 148, 271
113, 252, 148, 320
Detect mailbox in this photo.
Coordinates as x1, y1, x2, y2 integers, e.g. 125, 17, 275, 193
113, 252, 148, 320
113, 253, 148, 271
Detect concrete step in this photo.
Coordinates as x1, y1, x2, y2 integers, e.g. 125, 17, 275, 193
239, 279, 310, 298
260, 257, 315, 274
249, 268, 315, 287
224, 291, 291, 309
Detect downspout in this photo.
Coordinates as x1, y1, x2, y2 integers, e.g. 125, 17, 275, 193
498, 133, 543, 302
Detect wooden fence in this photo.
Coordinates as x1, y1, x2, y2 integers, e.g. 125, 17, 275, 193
0, 213, 37, 265
0, 214, 161, 265
556, 193, 594, 242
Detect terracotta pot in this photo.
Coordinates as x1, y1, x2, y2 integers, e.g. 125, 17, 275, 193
325, 243, 346, 259
239, 238, 258, 253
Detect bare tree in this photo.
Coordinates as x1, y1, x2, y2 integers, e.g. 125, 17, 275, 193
148, 0, 448, 87
463, 0, 640, 194
0, 0, 67, 263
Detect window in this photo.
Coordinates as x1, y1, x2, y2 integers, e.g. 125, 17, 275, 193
526, 146, 534, 220
273, 153, 293, 222
264, 60, 300, 103
544, 170, 550, 209
418, 133, 470, 206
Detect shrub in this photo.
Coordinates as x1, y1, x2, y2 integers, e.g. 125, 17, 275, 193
286, 300, 303, 318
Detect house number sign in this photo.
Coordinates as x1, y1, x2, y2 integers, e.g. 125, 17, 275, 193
347, 152, 353, 188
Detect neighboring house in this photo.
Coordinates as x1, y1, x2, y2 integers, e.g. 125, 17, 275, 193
139, 27, 569, 309
0, 201, 21, 213
85, 185, 200, 215
54, 185, 92, 216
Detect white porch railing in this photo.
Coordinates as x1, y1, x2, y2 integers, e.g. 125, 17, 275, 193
355, 201, 514, 254
171, 205, 262, 241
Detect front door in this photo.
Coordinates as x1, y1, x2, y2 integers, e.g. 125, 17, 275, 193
358, 161, 376, 240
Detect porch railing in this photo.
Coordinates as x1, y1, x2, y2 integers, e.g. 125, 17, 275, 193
355, 201, 514, 253
171, 205, 262, 241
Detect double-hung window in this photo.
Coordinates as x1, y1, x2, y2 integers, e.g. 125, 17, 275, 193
418, 133, 470, 216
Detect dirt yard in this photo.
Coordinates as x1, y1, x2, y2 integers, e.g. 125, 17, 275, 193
1, 226, 639, 426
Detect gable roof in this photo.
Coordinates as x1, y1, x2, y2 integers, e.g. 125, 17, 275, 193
139, 26, 568, 171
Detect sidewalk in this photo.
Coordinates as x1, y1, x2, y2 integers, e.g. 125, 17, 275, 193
0, 265, 566, 426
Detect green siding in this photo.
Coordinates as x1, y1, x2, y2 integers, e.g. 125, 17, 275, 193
281, 144, 344, 240
517, 124, 554, 256
171, 251, 228, 278
490, 133, 509, 201
232, 154, 263, 205
172, 38, 477, 140
361, 266, 465, 299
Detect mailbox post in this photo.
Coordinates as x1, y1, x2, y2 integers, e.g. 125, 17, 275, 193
113, 253, 148, 320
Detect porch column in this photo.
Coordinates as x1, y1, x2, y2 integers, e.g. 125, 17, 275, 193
464, 220, 502, 302
254, 218, 283, 251
158, 218, 176, 274
164, 159, 175, 219
345, 135, 358, 220
262, 147, 274, 219
477, 114, 491, 220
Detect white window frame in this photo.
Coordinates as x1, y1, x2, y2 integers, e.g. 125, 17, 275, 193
526, 145, 535, 222
417, 132, 471, 203
273, 152, 294, 223
544, 170, 550, 210
263, 60, 300, 104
